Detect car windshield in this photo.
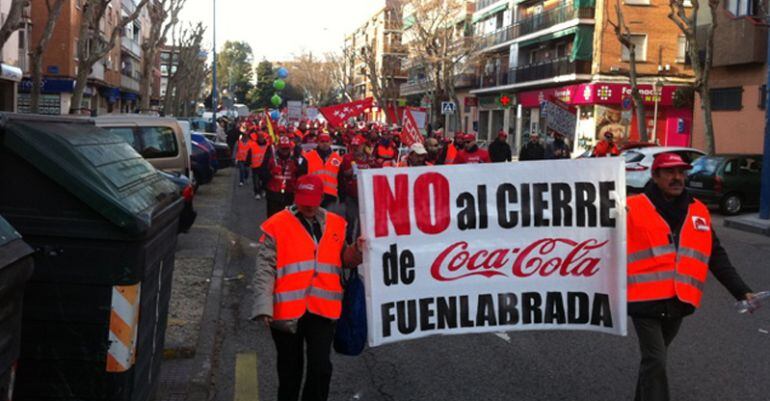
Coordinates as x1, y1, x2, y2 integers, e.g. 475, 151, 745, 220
689, 157, 722, 176
623, 151, 644, 163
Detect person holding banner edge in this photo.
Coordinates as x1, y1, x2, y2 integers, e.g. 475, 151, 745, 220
252, 174, 363, 401
626, 152, 756, 401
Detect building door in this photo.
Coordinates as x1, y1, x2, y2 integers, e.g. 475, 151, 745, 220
491, 109, 504, 143
479, 110, 489, 138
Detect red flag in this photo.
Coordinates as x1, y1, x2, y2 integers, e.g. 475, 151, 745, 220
401, 108, 424, 147
319, 98, 373, 128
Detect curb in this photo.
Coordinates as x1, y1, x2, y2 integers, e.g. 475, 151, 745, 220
186, 171, 236, 401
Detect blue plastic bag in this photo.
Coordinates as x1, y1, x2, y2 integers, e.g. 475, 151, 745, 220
334, 268, 367, 356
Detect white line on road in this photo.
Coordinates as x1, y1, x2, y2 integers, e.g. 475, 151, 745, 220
494, 332, 511, 343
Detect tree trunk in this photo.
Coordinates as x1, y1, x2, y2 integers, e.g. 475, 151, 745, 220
70, 60, 90, 113
140, 47, 155, 112
699, 86, 715, 155
632, 89, 648, 142
29, 54, 43, 113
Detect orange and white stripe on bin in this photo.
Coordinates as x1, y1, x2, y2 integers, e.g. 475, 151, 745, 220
106, 283, 141, 373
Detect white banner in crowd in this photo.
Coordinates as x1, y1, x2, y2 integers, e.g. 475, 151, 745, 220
357, 158, 627, 347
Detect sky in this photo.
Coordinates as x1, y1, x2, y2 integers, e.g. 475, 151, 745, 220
178, 0, 383, 62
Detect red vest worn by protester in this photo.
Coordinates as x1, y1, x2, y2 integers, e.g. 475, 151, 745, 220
444, 143, 458, 164
266, 155, 298, 194
303, 149, 342, 197
235, 140, 251, 162
250, 142, 268, 168
261, 210, 347, 320
627, 194, 712, 308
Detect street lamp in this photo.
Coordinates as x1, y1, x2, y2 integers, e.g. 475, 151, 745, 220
211, 0, 217, 127
652, 79, 664, 145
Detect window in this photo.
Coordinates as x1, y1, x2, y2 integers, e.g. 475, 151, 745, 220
160, 64, 168, 75
676, 35, 687, 63
137, 127, 178, 158
106, 127, 138, 150
621, 34, 647, 62
759, 85, 766, 110
726, 0, 754, 16
710, 87, 743, 111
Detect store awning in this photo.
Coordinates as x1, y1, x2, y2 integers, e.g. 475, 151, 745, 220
0, 64, 22, 82
570, 26, 594, 61
520, 25, 578, 47
472, 2, 508, 23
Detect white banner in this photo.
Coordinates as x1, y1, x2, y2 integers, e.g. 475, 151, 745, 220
287, 101, 303, 123
542, 100, 577, 140
358, 159, 627, 347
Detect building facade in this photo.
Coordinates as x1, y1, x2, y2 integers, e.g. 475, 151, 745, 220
0, 0, 28, 111
343, 0, 408, 122
466, 0, 694, 155
692, 0, 767, 154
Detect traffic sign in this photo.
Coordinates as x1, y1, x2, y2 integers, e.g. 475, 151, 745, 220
441, 101, 456, 115
622, 96, 633, 110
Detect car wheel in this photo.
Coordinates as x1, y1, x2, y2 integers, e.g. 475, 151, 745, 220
720, 193, 743, 215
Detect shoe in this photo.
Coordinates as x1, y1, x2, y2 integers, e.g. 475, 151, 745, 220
255, 194, 261, 200
239, 182, 243, 187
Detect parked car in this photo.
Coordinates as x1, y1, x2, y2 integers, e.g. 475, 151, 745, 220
623, 146, 706, 192
190, 141, 215, 189
686, 154, 762, 215
191, 132, 219, 170
95, 115, 191, 178
157, 170, 197, 232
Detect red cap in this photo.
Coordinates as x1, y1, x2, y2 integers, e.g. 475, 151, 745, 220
295, 175, 324, 207
652, 152, 692, 171
465, 132, 477, 141
351, 135, 366, 146
278, 136, 292, 149
318, 133, 331, 142
498, 130, 508, 138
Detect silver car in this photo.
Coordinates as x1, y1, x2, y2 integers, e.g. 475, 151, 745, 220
622, 146, 706, 192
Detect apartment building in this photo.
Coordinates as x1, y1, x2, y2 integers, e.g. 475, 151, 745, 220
692, 0, 768, 154
468, 0, 694, 154
0, 0, 28, 111
343, 0, 408, 122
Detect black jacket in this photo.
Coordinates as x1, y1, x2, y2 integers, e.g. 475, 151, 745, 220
627, 183, 752, 318
519, 141, 545, 161
488, 139, 512, 162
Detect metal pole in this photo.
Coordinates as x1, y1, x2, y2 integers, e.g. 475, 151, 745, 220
759, 16, 770, 219
652, 94, 660, 144
211, 0, 217, 128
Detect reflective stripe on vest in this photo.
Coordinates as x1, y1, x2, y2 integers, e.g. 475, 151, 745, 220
626, 194, 712, 307
303, 150, 342, 197
250, 143, 268, 168
260, 209, 347, 320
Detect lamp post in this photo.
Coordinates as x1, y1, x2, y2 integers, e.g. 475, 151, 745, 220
759, 10, 770, 219
211, 0, 217, 127
652, 79, 664, 145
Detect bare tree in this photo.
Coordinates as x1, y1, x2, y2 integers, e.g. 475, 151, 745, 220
608, 0, 648, 142
286, 52, 336, 106
163, 22, 206, 116
326, 48, 355, 102
669, 0, 717, 154
360, 42, 402, 123
71, 0, 151, 114
29, 0, 65, 113
140, 0, 186, 112
403, 0, 480, 127
0, 0, 28, 53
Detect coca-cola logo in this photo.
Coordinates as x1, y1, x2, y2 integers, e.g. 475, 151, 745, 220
297, 183, 316, 191
430, 238, 608, 282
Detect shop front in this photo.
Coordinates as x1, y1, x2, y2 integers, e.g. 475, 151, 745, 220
516, 81, 694, 154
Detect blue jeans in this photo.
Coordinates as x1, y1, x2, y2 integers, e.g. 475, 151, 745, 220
238, 161, 250, 183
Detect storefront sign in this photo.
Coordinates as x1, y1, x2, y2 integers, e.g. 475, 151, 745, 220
464, 97, 478, 107
358, 160, 628, 346
518, 83, 685, 108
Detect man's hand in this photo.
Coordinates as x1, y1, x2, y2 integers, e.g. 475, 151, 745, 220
356, 236, 366, 253
745, 293, 756, 301
257, 315, 273, 328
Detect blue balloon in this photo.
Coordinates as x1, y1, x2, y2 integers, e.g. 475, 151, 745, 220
277, 67, 289, 79
270, 110, 281, 120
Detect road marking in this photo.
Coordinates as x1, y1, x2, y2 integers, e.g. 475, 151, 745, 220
235, 352, 259, 401
494, 332, 511, 343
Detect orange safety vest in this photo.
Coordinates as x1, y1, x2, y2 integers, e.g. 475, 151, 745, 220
627, 194, 712, 308
261, 209, 347, 320
250, 142, 268, 168
445, 143, 458, 164
235, 141, 250, 162
303, 149, 342, 197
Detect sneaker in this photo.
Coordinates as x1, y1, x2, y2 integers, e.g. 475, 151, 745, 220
238, 182, 243, 187
255, 194, 261, 200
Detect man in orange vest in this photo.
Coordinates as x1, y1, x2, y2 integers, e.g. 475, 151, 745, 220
250, 133, 269, 200
252, 174, 362, 401
439, 131, 464, 165
626, 152, 756, 401
298, 133, 343, 208
234, 134, 252, 186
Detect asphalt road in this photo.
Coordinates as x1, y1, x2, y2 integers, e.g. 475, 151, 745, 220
211, 174, 770, 401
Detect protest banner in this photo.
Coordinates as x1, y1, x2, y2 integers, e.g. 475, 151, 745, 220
357, 158, 627, 346
287, 101, 303, 123
401, 108, 424, 146
541, 100, 577, 139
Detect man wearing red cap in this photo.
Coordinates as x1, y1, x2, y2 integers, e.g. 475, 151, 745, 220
488, 129, 512, 163
264, 136, 300, 217
234, 134, 252, 186
454, 132, 490, 164
339, 135, 378, 242
298, 133, 343, 207
249, 133, 270, 199
373, 129, 398, 167
626, 152, 756, 401
593, 132, 620, 157
252, 174, 363, 401
439, 131, 464, 165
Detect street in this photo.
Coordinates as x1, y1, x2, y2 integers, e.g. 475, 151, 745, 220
206, 172, 770, 401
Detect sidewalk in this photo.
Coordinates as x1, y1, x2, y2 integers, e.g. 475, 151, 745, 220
156, 167, 236, 401
724, 213, 770, 236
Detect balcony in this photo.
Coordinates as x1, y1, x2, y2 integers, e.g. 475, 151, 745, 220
121, 37, 142, 58
712, 12, 767, 67
480, 2, 594, 50
384, 19, 402, 31
382, 43, 407, 54
477, 0, 506, 11
89, 60, 105, 81
400, 73, 478, 96
507, 57, 590, 84
121, 73, 140, 92
480, 69, 509, 88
